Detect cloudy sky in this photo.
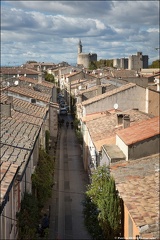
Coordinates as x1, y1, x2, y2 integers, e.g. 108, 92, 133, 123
1, 0, 159, 66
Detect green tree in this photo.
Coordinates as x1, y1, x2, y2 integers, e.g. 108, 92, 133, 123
17, 193, 39, 239
44, 72, 55, 83
85, 165, 122, 239
32, 149, 54, 207
26, 60, 37, 63
83, 195, 104, 239
89, 59, 113, 70
149, 59, 160, 68
89, 61, 97, 70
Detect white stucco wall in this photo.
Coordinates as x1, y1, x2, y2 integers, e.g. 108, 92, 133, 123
83, 85, 146, 116
82, 123, 89, 171
116, 135, 129, 160
82, 123, 96, 172
49, 103, 59, 139
1, 188, 15, 240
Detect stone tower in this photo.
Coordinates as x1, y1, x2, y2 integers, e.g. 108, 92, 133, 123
77, 40, 97, 68
78, 39, 82, 54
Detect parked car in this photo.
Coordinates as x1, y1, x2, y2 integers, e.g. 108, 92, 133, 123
64, 104, 69, 111
59, 98, 65, 104
59, 108, 68, 115
60, 101, 65, 106
58, 93, 64, 98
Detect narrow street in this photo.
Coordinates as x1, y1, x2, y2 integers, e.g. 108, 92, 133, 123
49, 114, 92, 240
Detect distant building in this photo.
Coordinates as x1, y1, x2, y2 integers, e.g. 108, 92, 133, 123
120, 58, 128, 69
113, 59, 121, 68
142, 55, 149, 69
113, 52, 148, 70
77, 40, 97, 68
128, 52, 148, 71
113, 58, 128, 69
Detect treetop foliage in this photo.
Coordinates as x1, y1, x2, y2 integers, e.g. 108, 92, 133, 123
89, 59, 113, 70
44, 72, 55, 83
149, 59, 160, 68
85, 165, 122, 238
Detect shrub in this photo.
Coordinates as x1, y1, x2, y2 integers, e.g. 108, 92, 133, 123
17, 193, 39, 239
84, 165, 122, 238
32, 149, 54, 207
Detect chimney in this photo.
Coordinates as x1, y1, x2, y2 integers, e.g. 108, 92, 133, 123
0, 103, 11, 117
117, 113, 124, 125
38, 73, 42, 83
7, 96, 13, 108
31, 98, 36, 104
96, 78, 101, 86
123, 114, 130, 128
0, 73, 2, 82
97, 85, 102, 95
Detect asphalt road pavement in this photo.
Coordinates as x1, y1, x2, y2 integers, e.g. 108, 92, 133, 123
49, 114, 92, 240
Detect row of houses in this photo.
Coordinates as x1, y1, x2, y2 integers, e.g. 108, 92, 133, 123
0, 63, 159, 239
55, 65, 160, 239
0, 75, 59, 239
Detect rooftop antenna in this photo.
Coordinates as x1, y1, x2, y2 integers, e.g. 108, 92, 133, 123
14, 80, 19, 86
114, 103, 118, 110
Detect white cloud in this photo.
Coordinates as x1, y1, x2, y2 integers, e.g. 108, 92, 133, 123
147, 28, 159, 33
1, 1, 159, 66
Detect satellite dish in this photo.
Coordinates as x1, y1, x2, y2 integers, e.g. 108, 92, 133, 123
14, 80, 19, 86
114, 103, 118, 109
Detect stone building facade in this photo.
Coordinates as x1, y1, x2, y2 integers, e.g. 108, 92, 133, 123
77, 40, 97, 68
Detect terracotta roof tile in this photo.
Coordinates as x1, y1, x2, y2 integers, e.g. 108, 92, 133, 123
65, 71, 81, 78
0, 67, 39, 75
111, 154, 159, 237
82, 83, 136, 106
0, 93, 48, 118
4, 86, 51, 103
0, 161, 19, 205
19, 76, 54, 88
0, 144, 30, 175
117, 116, 160, 145
1, 116, 39, 149
85, 109, 153, 145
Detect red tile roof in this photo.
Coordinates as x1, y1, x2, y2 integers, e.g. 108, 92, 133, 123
81, 83, 136, 106
83, 109, 154, 153
117, 116, 160, 145
0, 67, 39, 75
111, 154, 159, 238
19, 76, 54, 88
0, 93, 48, 118
5, 86, 51, 103
0, 162, 19, 205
